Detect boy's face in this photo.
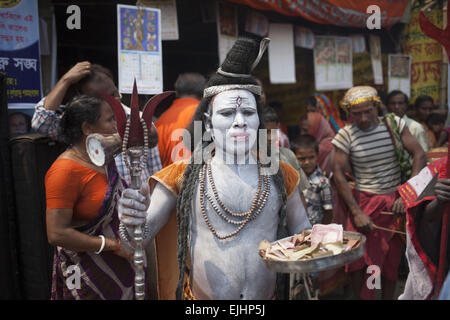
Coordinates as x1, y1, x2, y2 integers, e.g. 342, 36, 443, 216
295, 148, 318, 176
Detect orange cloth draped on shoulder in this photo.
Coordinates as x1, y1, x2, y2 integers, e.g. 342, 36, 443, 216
45, 158, 108, 220
148, 160, 300, 300
155, 98, 200, 168
306, 112, 335, 175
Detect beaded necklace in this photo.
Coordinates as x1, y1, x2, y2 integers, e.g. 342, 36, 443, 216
199, 161, 270, 240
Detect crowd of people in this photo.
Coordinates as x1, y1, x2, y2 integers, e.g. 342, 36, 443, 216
9, 36, 450, 300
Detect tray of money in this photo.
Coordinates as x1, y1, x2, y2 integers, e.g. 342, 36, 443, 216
259, 224, 366, 274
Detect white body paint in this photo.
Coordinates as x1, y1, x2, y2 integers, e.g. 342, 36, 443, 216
119, 89, 311, 299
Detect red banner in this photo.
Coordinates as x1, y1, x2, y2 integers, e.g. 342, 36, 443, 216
227, 0, 408, 28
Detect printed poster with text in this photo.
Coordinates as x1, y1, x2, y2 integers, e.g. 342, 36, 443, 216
0, 0, 42, 108
388, 54, 411, 97
314, 36, 353, 91
117, 4, 163, 94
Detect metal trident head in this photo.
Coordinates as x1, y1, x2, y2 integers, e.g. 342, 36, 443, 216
102, 79, 176, 149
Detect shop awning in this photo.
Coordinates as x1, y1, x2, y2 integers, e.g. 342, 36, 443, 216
227, 0, 409, 29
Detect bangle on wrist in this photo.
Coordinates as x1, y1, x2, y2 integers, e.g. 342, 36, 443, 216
95, 235, 106, 254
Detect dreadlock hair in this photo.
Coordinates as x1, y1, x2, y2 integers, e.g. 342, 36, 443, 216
175, 37, 290, 300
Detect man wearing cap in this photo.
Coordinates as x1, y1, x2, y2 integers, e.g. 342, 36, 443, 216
117, 37, 311, 300
332, 86, 426, 299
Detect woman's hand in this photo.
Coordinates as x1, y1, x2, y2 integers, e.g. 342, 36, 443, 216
118, 183, 151, 227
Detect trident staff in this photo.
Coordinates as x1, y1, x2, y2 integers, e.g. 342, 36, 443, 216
87, 81, 174, 300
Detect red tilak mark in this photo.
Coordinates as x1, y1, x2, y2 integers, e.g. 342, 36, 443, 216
95, 150, 99, 155
236, 97, 242, 108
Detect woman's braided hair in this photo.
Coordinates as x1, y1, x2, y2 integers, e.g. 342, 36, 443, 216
174, 37, 290, 300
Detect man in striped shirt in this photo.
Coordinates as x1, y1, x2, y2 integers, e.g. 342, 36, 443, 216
332, 86, 426, 300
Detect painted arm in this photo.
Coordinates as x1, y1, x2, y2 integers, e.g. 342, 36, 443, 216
118, 182, 176, 248
286, 190, 312, 234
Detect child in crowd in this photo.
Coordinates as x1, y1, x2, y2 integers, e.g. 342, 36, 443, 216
291, 134, 333, 225
427, 113, 445, 143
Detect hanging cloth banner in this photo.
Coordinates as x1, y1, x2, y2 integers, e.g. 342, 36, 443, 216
402, 6, 443, 104
227, 0, 409, 29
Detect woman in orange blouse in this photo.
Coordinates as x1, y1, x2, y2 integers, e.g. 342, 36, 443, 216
46, 95, 135, 300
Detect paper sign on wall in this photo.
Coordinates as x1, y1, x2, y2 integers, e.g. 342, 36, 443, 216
388, 54, 411, 97
314, 36, 353, 90
268, 23, 296, 84
117, 4, 163, 94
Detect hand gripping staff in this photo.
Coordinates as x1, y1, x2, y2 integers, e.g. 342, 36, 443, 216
419, 2, 450, 295
88, 81, 175, 299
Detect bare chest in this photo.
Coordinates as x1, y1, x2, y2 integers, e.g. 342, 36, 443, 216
187, 167, 282, 299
